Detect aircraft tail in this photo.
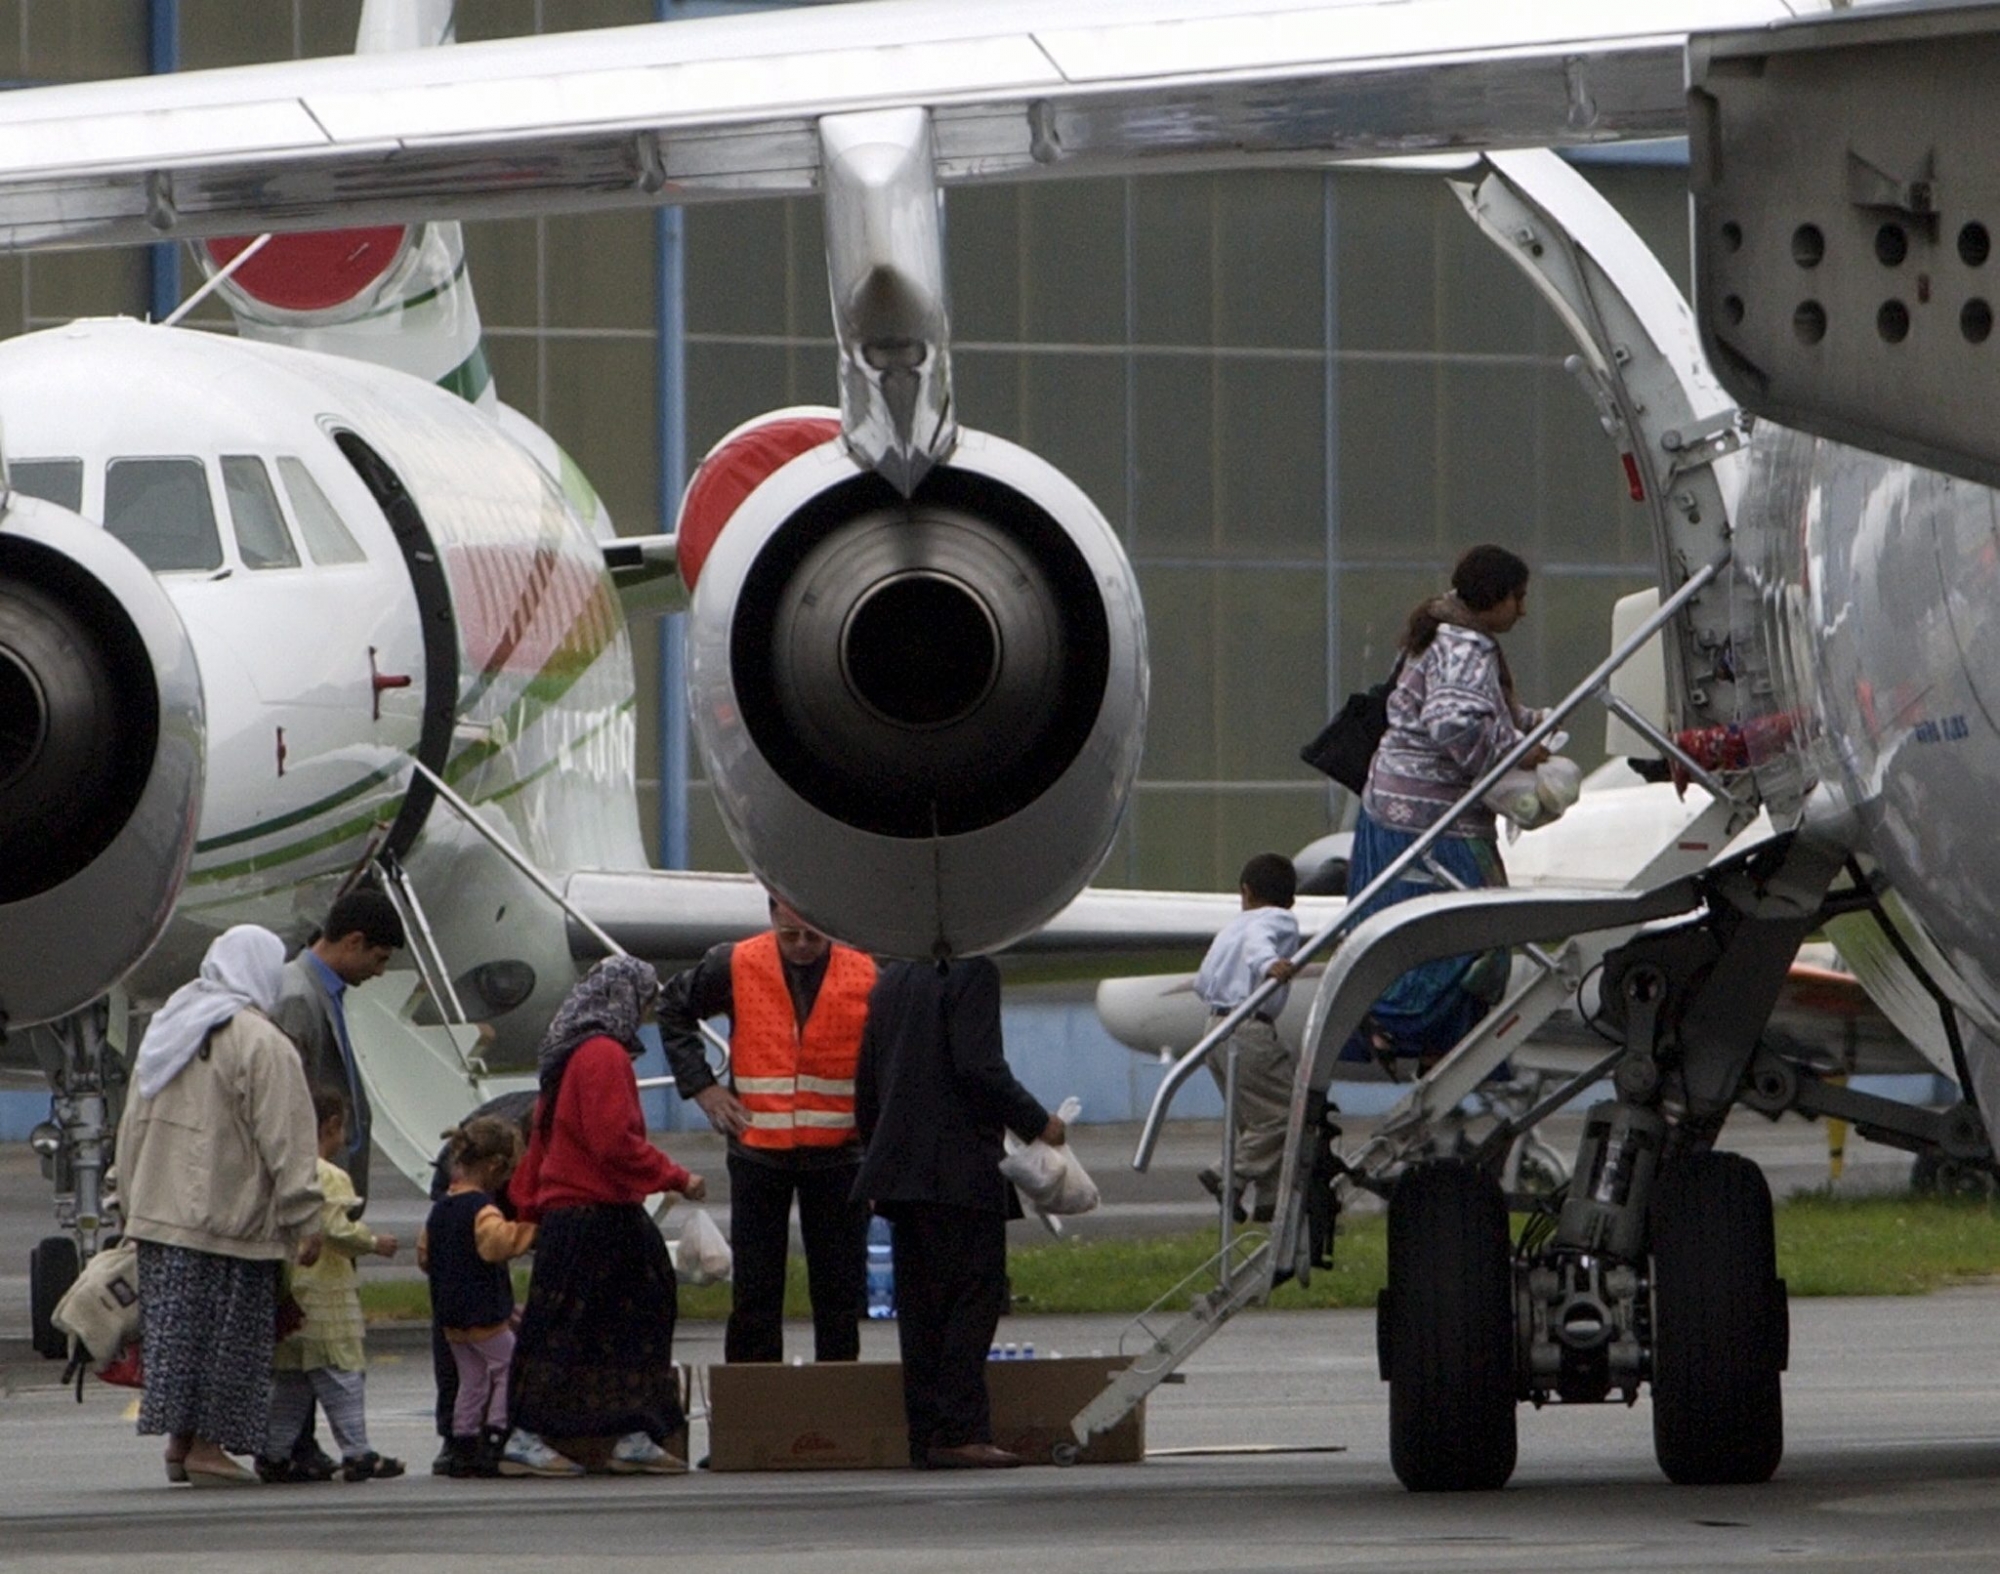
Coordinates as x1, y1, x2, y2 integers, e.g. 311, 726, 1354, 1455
189, 0, 492, 408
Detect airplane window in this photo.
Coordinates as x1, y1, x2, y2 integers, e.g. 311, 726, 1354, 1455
221, 456, 300, 570
278, 456, 366, 566
9, 458, 82, 513
103, 458, 222, 574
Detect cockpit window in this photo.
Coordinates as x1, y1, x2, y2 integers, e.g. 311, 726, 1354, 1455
221, 456, 300, 570
278, 456, 366, 566
104, 458, 222, 574
9, 458, 83, 513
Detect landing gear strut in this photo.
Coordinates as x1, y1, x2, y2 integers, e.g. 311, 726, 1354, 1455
1370, 832, 1842, 1489
19, 1001, 126, 1357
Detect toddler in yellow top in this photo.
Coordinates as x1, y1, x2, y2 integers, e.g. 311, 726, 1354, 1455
261, 1084, 403, 1482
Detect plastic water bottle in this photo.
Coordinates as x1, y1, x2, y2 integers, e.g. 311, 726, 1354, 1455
1003, 1342, 1018, 1360
1022, 1342, 1035, 1360
865, 1216, 895, 1319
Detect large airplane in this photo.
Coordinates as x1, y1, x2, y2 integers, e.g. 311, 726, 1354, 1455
0, 0, 1994, 1496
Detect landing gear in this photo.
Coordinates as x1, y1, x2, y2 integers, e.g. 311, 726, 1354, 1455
1506, 1133, 1568, 1198
1648, 1150, 1787, 1485
18, 1001, 126, 1350
1910, 1149, 1998, 1197
29, 1236, 79, 1358
1380, 1160, 1518, 1491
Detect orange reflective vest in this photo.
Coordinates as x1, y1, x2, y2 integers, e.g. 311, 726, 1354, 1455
730, 933, 876, 1150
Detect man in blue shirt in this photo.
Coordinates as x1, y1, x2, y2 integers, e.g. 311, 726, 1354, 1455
272, 888, 404, 1211
1192, 853, 1301, 1224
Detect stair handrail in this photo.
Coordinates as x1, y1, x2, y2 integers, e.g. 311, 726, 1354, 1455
1131, 545, 1735, 1172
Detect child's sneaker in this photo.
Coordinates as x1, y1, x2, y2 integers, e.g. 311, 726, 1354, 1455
339, 1451, 405, 1482
608, 1432, 687, 1475
498, 1430, 583, 1478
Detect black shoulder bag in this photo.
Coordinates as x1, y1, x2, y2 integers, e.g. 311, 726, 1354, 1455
1299, 656, 1405, 794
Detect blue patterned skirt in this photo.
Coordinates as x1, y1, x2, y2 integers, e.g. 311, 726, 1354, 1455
1344, 811, 1511, 1060
136, 1241, 278, 1453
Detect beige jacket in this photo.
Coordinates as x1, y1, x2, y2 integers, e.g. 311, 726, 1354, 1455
117, 1007, 323, 1261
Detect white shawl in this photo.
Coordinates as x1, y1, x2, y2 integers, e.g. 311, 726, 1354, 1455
134, 925, 287, 1100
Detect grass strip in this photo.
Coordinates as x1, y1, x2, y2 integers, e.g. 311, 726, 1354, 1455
355, 1191, 2000, 1326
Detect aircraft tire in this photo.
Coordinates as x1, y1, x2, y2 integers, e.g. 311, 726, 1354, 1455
1383, 1159, 1518, 1491
30, 1236, 78, 1360
1648, 1149, 1786, 1485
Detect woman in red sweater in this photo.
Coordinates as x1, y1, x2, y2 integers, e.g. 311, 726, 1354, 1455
506, 956, 706, 1475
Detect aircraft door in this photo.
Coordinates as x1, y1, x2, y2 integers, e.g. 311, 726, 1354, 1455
1449, 152, 1808, 821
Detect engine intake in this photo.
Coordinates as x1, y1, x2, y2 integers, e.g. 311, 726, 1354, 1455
684, 421, 1145, 959
0, 501, 203, 1026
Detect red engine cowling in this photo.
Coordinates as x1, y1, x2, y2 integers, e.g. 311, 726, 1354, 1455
679, 409, 1147, 959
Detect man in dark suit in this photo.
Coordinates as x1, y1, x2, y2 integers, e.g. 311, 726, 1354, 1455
852, 956, 1065, 1470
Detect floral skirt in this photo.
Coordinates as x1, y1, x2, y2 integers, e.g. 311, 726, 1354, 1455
136, 1241, 278, 1454
510, 1203, 682, 1443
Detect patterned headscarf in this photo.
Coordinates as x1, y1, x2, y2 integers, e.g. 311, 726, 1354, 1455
534, 955, 661, 1132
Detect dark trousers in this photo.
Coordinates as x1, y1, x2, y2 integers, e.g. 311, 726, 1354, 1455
725, 1150, 868, 1364
886, 1202, 1008, 1463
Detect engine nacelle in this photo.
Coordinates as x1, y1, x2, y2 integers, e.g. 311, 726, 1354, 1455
0, 498, 204, 1026
681, 412, 1146, 958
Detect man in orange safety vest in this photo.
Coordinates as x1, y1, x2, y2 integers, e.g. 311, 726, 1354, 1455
659, 896, 877, 1363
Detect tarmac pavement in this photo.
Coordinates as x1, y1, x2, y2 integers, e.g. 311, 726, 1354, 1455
0, 1112, 1981, 1572
5, 1292, 2000, 1571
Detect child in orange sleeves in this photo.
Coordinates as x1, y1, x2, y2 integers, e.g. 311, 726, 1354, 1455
419, 1115, 538, 1478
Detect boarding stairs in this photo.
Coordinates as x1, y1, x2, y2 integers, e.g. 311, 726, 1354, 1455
1061, 563, 1764, 1451
1061, 147, 1794, 1453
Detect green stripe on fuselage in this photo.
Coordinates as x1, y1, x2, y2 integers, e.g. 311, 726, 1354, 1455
193, 762, 402, 853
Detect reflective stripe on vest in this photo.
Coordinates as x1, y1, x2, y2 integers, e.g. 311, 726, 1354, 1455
729, 932, 876, 1149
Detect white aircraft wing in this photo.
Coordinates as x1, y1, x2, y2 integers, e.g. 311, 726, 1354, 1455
562, 866, 1344, 981
0, 0, 1821, 251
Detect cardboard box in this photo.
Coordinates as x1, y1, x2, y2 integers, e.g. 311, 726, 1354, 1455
986, 1355, 1145, 1466
704, 1355, 1143, 1471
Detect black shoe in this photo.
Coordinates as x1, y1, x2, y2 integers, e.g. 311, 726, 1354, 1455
1196, 1167, 1248, 1224
431, 1443, 456, 1477
925, 1442, 1023, 1469
253, 1456, 298, 1485
340, 1451, 405, 1482
472, 1426, 508, 1479
289, 1443, 337, 1483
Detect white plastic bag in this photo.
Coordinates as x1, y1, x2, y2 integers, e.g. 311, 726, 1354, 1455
1483, 755, 1583, 832
672, 1208, 733, 1286
999, 1097, 1099, 1232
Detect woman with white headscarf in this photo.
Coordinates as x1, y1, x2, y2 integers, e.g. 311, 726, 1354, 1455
117, 924, 324, 1486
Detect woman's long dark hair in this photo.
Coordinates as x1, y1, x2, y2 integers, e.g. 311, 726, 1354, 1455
1400, 544, 1531, 656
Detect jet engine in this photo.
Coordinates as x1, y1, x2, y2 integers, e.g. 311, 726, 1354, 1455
0, 496, 204, 1027
678, 409, 1147, 959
